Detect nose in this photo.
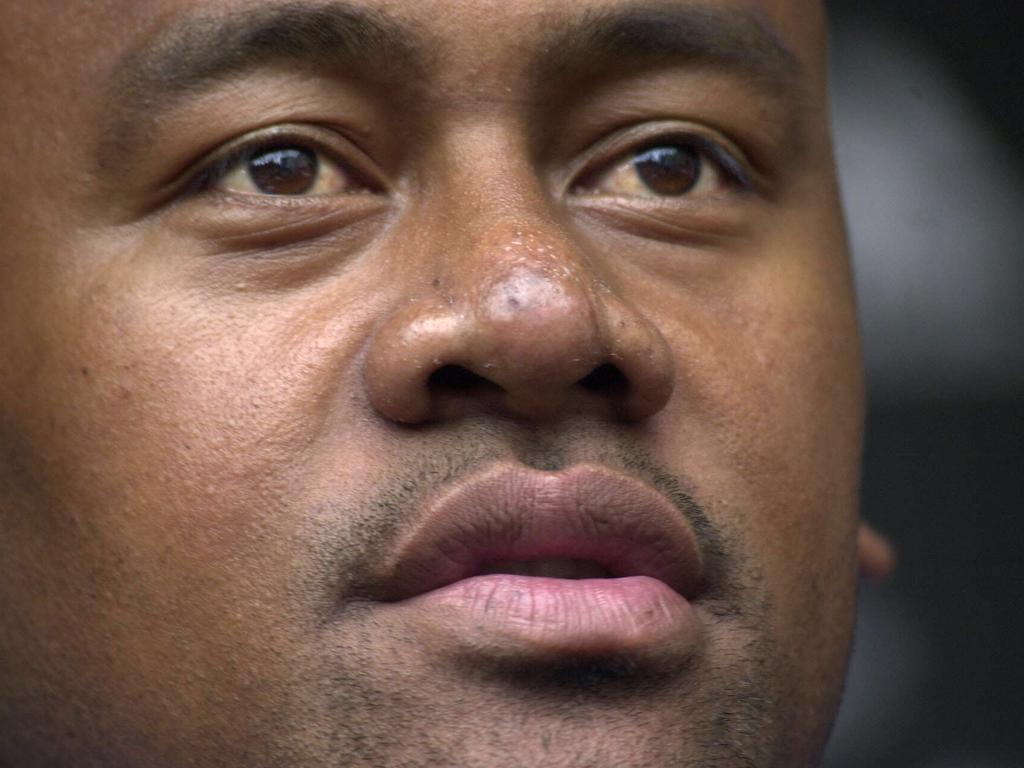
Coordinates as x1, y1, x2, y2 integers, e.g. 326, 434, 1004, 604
363, 223, 675, 424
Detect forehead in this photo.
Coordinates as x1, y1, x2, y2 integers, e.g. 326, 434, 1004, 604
6, 0, 826, 99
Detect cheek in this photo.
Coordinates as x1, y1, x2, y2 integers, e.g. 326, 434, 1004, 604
0, 251, 385, 721
0, 272, 325, 757
650, 236, 863, 702
736, 265, 862, 627
0, 240, 426, 758
49, 287, 366, 554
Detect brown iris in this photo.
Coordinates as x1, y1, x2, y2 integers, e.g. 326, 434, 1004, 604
247, 147, 319, 195
633, 145, 701, 196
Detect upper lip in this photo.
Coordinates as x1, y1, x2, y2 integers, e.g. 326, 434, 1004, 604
376, 464, 704, 602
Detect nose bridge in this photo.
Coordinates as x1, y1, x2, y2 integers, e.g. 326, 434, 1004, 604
428, 118, 607, 373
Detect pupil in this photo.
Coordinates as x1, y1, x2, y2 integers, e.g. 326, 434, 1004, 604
248, 147, 318, 195
633, 145, 700, 196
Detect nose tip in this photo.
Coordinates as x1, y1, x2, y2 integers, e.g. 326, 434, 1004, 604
362, 229, 675, 424
474, 266, 607, 390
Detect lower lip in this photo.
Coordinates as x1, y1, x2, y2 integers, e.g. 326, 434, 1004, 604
401, 574, 697, 655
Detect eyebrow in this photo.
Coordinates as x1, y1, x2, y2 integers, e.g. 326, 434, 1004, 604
534, 4, 804, 99
100, 2, 426, 167
100, 2, 803, 169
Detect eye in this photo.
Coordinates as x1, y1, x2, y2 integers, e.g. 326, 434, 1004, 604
218, 144, 353, 196
191, 134, 376, 198
574, 137, 747, 199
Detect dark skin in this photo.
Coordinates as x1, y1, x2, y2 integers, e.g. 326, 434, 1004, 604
0, 0, 891, 765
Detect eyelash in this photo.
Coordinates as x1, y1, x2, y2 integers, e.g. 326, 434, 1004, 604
180, 126, 755, 200
182, 132, 368, 197
574, 130, 756, 194
677, 134, 753, 189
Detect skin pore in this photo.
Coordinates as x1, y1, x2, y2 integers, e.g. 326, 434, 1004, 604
0, 0, 875, 766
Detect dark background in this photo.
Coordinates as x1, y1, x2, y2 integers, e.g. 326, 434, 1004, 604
823, 2, 1023, 767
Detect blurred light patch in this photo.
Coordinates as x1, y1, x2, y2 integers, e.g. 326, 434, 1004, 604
824, 587, 930, 767
830, 26, 1024, 400
921, 757, 1021, 768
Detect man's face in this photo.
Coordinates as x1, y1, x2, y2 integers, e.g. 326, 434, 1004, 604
0, 0, 863, 765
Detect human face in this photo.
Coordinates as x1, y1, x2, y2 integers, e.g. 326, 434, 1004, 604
0, 0, 863, 766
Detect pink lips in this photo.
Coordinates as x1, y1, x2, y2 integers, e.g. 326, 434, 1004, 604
378, 465, 705, 655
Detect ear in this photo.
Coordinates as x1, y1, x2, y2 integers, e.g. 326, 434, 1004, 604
857, 522, 896, 582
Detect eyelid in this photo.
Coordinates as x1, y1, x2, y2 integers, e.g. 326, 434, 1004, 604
565, 122, 763, 197
178, 124, 386, 199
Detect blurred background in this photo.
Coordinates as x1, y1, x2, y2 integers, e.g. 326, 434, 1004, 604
822, 2, 1023, 766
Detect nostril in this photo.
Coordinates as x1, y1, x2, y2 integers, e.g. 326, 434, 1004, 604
577, 363, 628, 394
428, 364, 500, 393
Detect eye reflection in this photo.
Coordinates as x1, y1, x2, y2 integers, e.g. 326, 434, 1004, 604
248, 148, 318, 195
633, 146, 700, 196
577, 140, 735, 199
213, 143, 357, 197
